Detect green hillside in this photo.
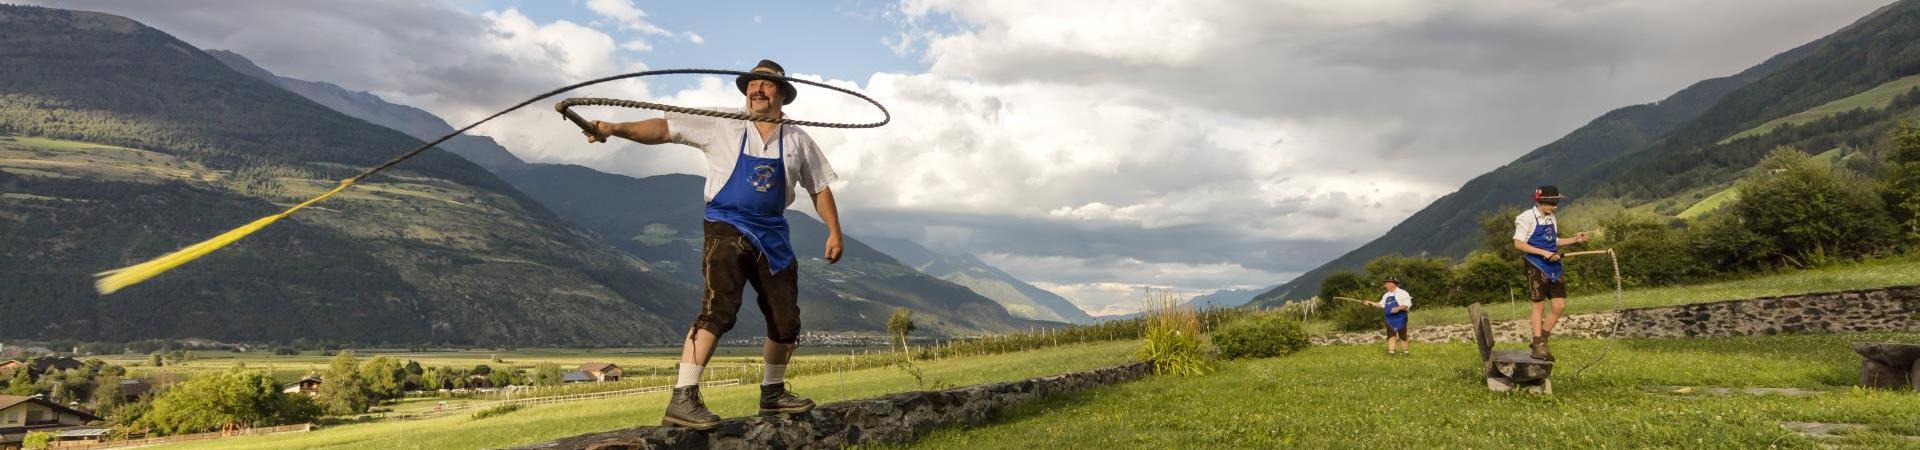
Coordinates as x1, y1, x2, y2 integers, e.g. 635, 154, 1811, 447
1255, 0, 1920, 306
1722, 74, 1920, 142
0, 5, 696, 346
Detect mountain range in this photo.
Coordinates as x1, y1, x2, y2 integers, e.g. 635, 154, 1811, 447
205, 44, 1061, 336
0, 5, 1050, 344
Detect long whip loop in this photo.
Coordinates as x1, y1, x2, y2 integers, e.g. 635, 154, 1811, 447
1567, 248, 1624, 381
95, 69, 889, 294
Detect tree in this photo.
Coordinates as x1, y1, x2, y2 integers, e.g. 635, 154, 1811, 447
1885, 123, 1920, 240
91, 375, 123, 411
314, 351, 370, 415
533, 363, 563, 387
1362, 254, 1455, 306
147, 353, 163, 367
5, 368, 36, 396
137, 368, 318, 435
357, 356, 404, 403
888, 308, 916, 352
1728, 147, 1896, 267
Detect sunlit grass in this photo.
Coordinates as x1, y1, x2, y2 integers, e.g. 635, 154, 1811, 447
906, 332, 1920, 449
148, 341, 1137, 450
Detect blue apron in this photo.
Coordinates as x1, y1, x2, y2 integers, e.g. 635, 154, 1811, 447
1522, 212, 1563, 282
705, 126, 795, 274
1383, 296, 1407, 330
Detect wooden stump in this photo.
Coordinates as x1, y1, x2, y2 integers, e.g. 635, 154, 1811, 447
1472, 303, 1552, 394
1853, 342, 1920, 390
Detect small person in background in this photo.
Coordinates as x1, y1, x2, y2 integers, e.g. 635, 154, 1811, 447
1376, 277, 1413, 355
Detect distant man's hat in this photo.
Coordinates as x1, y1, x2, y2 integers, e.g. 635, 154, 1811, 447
1532, 185, 1567, 203
735, 59, 797, 105
1382, 276, 1401, 285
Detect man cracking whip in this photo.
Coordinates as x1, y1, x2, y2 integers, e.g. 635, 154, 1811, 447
1511, 185, 1590, 361
583, 60, 842, 430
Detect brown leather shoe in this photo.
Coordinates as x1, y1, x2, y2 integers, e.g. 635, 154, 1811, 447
1530, 333, 1555, 361
759, 382, 815, 415
663, 386, 720, 430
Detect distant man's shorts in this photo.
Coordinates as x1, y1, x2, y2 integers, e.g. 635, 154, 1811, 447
1384, 325, 1409, 341
690, 221, 802, 343
1525, 262, 1569, 302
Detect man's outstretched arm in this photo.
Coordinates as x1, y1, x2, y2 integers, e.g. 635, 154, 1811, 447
813, 187, 844, 264
586, 119, 671, 145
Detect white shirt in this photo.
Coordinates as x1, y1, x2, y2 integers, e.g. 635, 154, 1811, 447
1512, 206, 1557, 242
666, 108, 839, 206
1379, 288, 1412, 309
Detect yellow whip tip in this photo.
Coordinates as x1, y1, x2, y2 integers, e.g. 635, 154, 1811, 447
94, 180, 356, 295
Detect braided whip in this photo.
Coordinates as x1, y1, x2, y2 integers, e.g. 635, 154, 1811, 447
95, 69, 888, 294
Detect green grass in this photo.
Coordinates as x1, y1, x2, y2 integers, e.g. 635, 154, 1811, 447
105, 345, 889, 384
1724, 74, 1920, 143
1676, 184, 1739, 219
907, 332, 1920, 449
147, 341, 1137, 450
1405, 255, 1920, 330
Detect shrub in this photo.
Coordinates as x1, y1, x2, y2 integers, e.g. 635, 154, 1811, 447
1213, 313, 1310, 359
469, 404, 521, 420
22, 431, 52, 449
1134, 290, 1214, 376
1330, 300, 1384, 332
1728, 147, 1897, 267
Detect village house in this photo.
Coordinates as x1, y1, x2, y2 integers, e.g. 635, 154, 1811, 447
281, 374, 322, 396
0, 395, 103, 449
575, 362, 622, 382
0, 362, 22, 378
116, 379, 151, 403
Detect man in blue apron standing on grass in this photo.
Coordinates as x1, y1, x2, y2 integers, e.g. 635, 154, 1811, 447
1376, 277, 1412, 356
1511, 186, 1589, 361
584, 60, 843, 430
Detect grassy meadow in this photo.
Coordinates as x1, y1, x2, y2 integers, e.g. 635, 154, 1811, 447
1296, 255, 1920, 334
143, 341, 1138, 450
907, 332, 1920, 449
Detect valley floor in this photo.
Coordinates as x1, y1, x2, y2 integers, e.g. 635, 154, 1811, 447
146, 341, 1137, 450
905, 332, 1920, 449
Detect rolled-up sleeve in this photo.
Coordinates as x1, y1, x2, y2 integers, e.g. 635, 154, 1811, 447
665, 109, 724, 153
795, 135, 839, 194
1512, 213, 1532, 242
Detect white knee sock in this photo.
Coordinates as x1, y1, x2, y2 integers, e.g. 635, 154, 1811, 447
676, 363, 704, 388
762, 364, 787, 386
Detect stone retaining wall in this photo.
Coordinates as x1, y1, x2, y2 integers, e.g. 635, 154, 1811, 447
1313, 285, 1920, 346
514, 361, 1153, 450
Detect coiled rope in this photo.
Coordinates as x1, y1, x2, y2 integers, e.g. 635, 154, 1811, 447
95, 69, 888, 294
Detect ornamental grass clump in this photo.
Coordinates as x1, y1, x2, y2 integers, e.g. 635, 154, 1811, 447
1134, 289, 1215, 376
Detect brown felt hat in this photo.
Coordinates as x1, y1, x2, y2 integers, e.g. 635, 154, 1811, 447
735, 59, 797, 105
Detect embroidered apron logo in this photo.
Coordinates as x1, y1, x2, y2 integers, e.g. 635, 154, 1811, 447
752, 164, 776, 192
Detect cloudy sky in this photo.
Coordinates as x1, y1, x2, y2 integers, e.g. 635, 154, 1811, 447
36, 0, 1893, 316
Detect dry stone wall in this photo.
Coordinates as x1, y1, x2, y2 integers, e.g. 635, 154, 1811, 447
514, 362, 1152, 450
1314, 285, 1920, 346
